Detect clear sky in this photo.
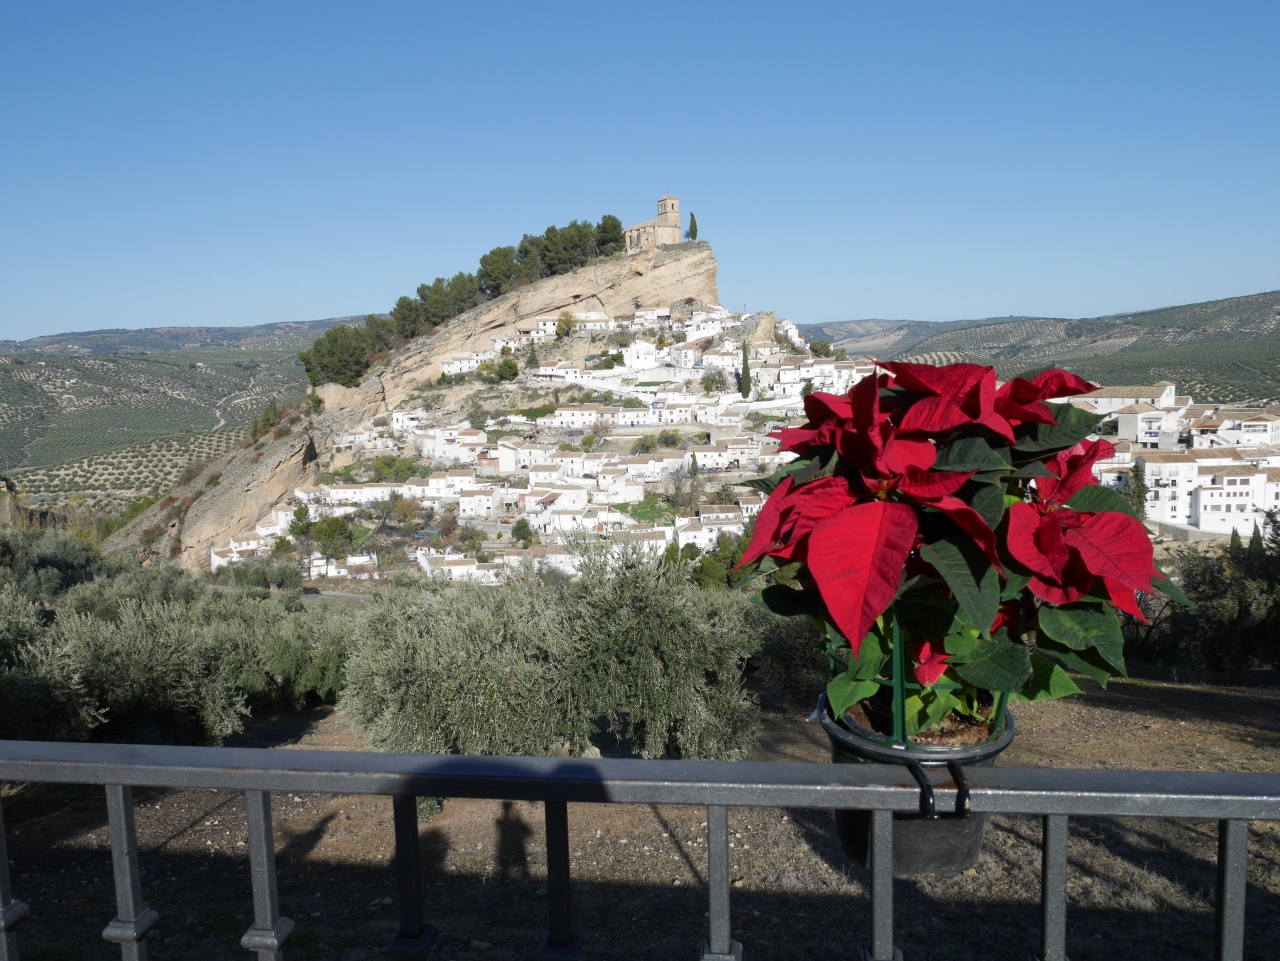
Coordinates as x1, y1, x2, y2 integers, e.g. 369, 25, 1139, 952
2, 2, 1279, 339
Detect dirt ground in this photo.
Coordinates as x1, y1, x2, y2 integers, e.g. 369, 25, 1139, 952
4, 676, 1279, 961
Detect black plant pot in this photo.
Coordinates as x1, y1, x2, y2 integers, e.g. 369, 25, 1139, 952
817, 692, 1015, 878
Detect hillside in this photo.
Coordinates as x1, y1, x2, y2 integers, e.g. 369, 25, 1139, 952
104, 242, 720, 570
0, 317, 356, 355
799, 288, 1280, 400
1066, 337, 1280, 405
0, 334, 322, 471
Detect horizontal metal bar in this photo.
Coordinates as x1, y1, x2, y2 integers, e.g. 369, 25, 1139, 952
0, 740, 1278, 820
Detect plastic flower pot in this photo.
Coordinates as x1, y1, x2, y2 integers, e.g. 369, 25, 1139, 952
817, 691, 1015, 878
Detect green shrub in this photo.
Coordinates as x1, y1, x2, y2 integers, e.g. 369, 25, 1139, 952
48, 602, 249, 744
344, 577, 590, 756
749, 606, 829, 706
343, 550, 761, 760
568, 551, 760, 759
1162, 520, 1280, 670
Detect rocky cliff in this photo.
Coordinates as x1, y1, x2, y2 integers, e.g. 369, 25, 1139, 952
366, 241, 718, 412
105, 242, 719, 572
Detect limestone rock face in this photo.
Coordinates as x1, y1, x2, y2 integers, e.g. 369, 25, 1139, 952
105, 431, 319, 573
363, 241, 718, 413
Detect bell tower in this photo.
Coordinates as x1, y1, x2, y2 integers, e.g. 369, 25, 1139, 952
657, 194, 680, 228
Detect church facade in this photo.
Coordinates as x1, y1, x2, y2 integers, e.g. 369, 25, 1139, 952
625, 195, 682, 254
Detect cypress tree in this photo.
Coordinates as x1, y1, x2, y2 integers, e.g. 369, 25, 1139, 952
1249, 523, 1265, 553
1230, 527, 1243, 551
740, 342, 751, 399
688, 213, 698, 241
1125, 462, 1149, 521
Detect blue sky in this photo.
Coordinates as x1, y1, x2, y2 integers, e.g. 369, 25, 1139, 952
2, 2, 1278, 339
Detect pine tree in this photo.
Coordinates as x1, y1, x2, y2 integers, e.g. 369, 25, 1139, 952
1230, 527, 1243, 551
1124, 462, 1149, 521
688, 213, 698, 241
740, 342, 751, 399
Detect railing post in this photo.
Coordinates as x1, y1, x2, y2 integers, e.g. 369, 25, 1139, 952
387, 795, 436, 960
537, 799, 582, 960
1040, 815, 1068, 961
700, 804, 741, 961
863, 807, 900, 961
240, 790, 294, 961
102, 785, 159, 961
1214, 819, 1248, 961
0, 797, 29, 961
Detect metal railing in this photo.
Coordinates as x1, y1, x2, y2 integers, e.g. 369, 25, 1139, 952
0, 740, 1277, 961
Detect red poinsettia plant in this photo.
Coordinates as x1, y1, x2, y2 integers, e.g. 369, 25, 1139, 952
741, 361, 1190, 744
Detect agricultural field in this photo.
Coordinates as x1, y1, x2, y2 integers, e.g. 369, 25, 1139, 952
0, 335, 317, 470
799, 289, 1280, 373
1065, 336, 1280, 405
8, 427, 248, 515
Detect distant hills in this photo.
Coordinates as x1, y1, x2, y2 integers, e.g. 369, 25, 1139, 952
797, 289, 1280, 403
0, 316, 361, 356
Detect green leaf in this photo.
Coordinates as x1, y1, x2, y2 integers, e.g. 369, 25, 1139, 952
1012, 655, 1083, 701
904, 693, 926, 736
942, 629, 980, 662
964, 481, 1008, 530
739, 455, 816, 494
847, 642, 888, 681
1001, 571, 1031, 600
1065, 485, 1140, 520
920, 538, 1000, 635
952, 632, 1033, 692
1012, 403, 1103, 455
922, 688, 962, 728
750, 584, 814, 618
1151, 572, 1195, 608
934, 435, 1013, 473
827, 673, 880, 718
1035, 635, 1119, 687
1004, 461, 1056, 479
1037, 600, 1123, 652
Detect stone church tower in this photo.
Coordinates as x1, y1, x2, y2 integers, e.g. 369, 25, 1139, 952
625, 195, 683, 254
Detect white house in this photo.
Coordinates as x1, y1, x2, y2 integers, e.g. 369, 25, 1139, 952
621, 340, 659, 370
1078, 382, 1179, 417
1188, 466, 1268, 535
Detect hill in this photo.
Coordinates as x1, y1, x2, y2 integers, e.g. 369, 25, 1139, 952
0, 333, 324, 471
104, 242, 720, 569
0, 317, 356, 355
799, 289, 1280, 401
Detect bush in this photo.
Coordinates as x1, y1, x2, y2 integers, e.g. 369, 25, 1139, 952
49, 602, 249, 744
0, 551, 357, 743
1162, 520, 1280, 670
344, 551, 761, 760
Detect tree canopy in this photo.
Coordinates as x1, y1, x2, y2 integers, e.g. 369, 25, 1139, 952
300, 212, 624, 387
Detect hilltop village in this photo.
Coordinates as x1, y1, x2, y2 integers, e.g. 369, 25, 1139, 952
213, 339, 1280, 581
192, 195, 1280, 582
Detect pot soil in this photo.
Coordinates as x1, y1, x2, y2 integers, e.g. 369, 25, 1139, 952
817, 692, 1015, 878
